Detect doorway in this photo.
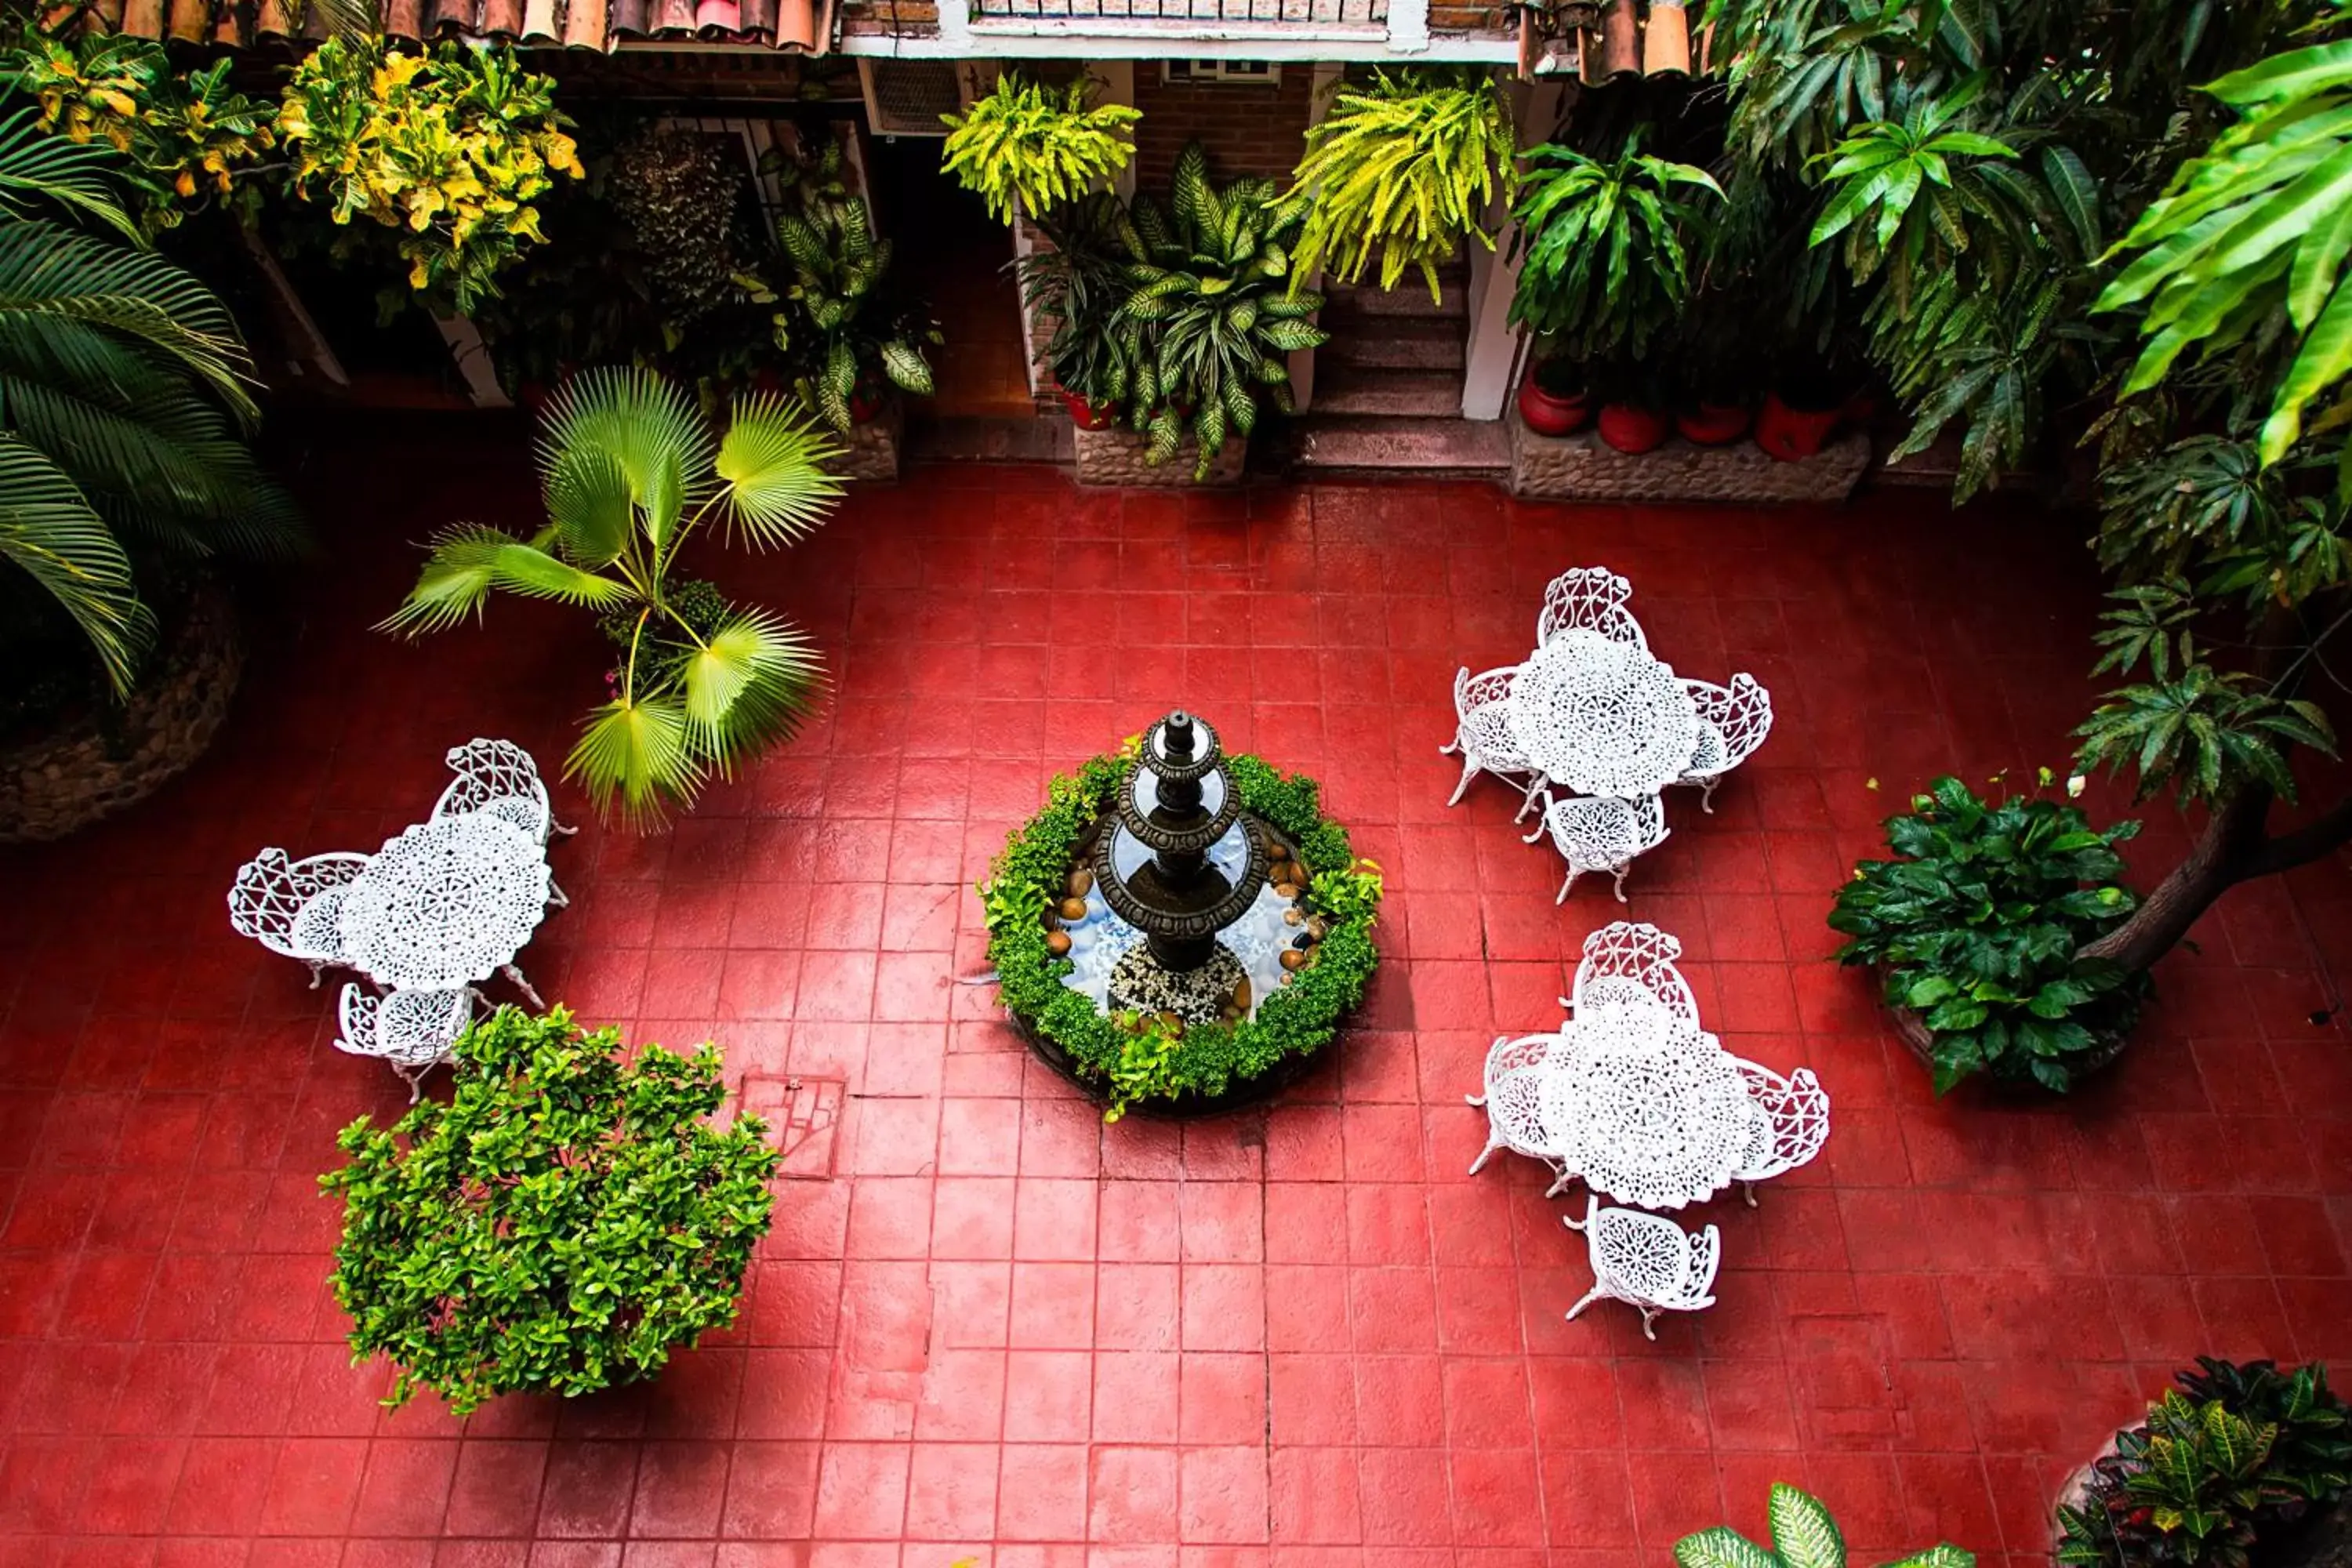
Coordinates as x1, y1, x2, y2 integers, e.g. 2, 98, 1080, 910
862, 132, 1036, 419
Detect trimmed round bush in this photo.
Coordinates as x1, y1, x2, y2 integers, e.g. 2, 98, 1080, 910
980, 747, 1385, 1118
321, 1006, 779, 1414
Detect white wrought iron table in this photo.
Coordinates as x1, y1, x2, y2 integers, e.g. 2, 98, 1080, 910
1539, 1014, 1754, 1211
337, 815, 551, 1000
1507, 627, 1704, 799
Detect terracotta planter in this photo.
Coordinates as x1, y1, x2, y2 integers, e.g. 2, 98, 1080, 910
1675, 401, 1751, 446
1755, 389, 1842, 461
1596, 401, 1670, 454
1518, 374, 1592, 437
1058, 388, 1118, 431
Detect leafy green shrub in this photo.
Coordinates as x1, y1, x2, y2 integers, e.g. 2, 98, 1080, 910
979, 746, 1383, 1120
1508, 129, 1721, 364
2058, 1359, 2351, 1568
940, 72, 1140, 224
1286, 66, 1515, 301
1678, 1481, 1973, 1568
320, 1006, 778, 1415
1828, 774, 2145, 1094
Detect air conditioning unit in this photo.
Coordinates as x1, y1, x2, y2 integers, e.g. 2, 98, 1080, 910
858, 58, 964, 136
1163, 60, 1282, 86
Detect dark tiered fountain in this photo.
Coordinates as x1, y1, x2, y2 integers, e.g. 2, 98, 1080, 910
1091, 711, 1272, 1023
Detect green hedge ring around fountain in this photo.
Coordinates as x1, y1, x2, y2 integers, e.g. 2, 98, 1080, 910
980, 747, 1385, 1121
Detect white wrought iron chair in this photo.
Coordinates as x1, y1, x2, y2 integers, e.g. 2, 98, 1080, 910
1440, 665, 1547, 819
336, 984, 482, 1102
1566, 921, 1701, 1029
1537, 567, 1648, 652
1466, 1033, 1580, 1196
1563, 1192, 1720, 1341
1678, 676, 1774, 811
228, 848, 372, 988
1728, 1058, 1831, 1206
432, 739, 572, 907
1523, 791, 1669, 903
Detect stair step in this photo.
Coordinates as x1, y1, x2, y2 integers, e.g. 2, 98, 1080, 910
1318, 316, 1466, 372
1308, 368, 1461, 418
1319, 274, 1473, 321
1293, 415, 1510, 474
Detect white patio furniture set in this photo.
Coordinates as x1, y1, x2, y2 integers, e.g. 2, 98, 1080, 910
1443, 567, 1774, 900
227, 739, 572, 1100
1468, 922, 1830, 1340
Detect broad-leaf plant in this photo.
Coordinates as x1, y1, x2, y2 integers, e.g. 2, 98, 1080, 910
1286, 66, 1515, 303
383, 366, 841, 826
1112, 141, 1328, 478
940, 71, 1140, 224
321, 1007, 779, 1415
1678, 1483, 1974, 1568
1507, 129, 1721, 365
1829, 774, 2145, 1092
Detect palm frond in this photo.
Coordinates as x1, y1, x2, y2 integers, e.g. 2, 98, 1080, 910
538, 365, 717, 546
673, 604, 825, 771
0, 108, 142, 241
564, 691, 699, 829
0, 431, 151, 691
713, 394, 845, 550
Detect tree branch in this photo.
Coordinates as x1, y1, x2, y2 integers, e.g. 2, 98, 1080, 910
2249, 789, 2352, 878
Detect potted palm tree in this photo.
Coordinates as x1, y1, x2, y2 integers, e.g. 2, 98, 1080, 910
382, 367, 844, 827
0, 111, 303, 842
1508, 129, 1720, 448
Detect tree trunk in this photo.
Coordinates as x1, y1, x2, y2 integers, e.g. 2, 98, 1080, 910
2079, 782, 2352, 976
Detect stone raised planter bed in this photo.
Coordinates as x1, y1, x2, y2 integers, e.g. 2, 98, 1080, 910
837, 401, 904, 483
1, 581, 243, 844
1073, 423, 1246, 488
1511, 421, 1869, 503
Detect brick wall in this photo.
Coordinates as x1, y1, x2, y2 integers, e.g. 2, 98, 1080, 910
1130, 65, 1316, 194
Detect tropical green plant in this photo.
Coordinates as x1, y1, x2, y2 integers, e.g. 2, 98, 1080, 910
381, 366, 841, 825
5, 31, 276, 229
2095, 23, 2352, 463
608, 123, 760, 329
277, 39, 581, 309
2058, 1362, 2351, 1568
768, 132, 938, 434
1508, 129, 1722, 362
1829, 773, 2146, 1093
0, 107, 301, 696
1677, 1482, 1973, 1568
978, 746, 1383, 1121
1286, 66, 1515, 302
1112, 142, 1327, 478
319, 1005, 779, 1416
939, 71, 1139, 224
1017, 188, 1137, 408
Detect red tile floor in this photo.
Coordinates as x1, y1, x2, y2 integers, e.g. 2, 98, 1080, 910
4, 419, 2350, 1568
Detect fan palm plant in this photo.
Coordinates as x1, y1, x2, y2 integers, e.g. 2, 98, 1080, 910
381, 367, 844, 826
0, 106, 301, 697
1113, 142, 1327, 478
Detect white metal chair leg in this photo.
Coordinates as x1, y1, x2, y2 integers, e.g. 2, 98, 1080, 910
553, 819, 578, 837
1544, 1167, 1576, 1198
1439, 737, 1460, 757
1556, 869, 1577, 905
1468, 1135, 1501, 1175
307, 960, 325, 989
1742, 1181, 1758, 1207
1446, 753, 1480, 807
1523, 819, 1547, 844
547, 879, 569, 909
1610, 864, 1632, 902
1465, 1092, 1486, 1108
1639, 1305, 1661, 1341
1700, 779, 1720, 813
1513, 775, 1548, 822
1565, 1286, 1603, 1322
503, 964, 544, 1008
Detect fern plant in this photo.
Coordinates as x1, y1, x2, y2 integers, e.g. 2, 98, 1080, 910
940, 72, 1140, 224
768, 133, 938, 434
1679, 1483, 1973, 1568
1113, 142, 1328, 478
1286, 66, 1515, 303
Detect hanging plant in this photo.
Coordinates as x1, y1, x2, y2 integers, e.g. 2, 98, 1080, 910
940, 72, 1141, 224
1287, 66, 1515, 302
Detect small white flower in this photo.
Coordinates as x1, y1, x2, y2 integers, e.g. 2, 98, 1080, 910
2066, 774, 2086, 798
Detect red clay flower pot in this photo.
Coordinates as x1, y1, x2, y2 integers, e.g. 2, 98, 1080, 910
849, 390, 884, 426
1058, 388, 1118, 431
1675, 401, 1752, 446
1518, 376, 1592, 437
1597, 401, 1670, 454
1755, 390, 1842, 461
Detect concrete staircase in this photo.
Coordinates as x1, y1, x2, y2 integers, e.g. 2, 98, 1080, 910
1294, 263, 1509, 477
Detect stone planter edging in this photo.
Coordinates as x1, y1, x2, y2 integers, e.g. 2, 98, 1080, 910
1510, 421, 1870, 503
0, 583, 244, 844
1073, 423, 1246, 488
838, 401, 904, 483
